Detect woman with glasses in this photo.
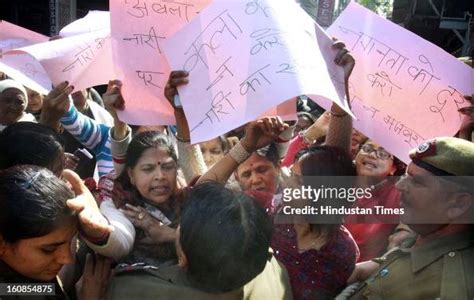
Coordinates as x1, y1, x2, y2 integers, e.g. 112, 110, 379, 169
345, 139, 407, 262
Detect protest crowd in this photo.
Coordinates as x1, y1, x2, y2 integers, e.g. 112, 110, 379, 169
0, 1, 473, 299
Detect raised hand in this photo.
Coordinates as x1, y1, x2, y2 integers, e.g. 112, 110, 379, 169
103, 80, 128, 140
165, 70, 191, 142
332, 39, 355, 82
62, 169, 113, 240
39, 81, 74, 130
241, 117, 289, 153
103, 80, 125, 121
164, 70, 189, 109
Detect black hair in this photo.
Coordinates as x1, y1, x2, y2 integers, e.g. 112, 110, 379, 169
117, 131, 177, 189
217, 136, 231, 153
0, 165, 74, 243
255, 143, 281, 167
180, 182, 272, 293
115, 131, 177, 208
298, 145, 356, 236
297, 112, 316, 124
357, 139, 406, 176
300, 145, 356, 177
0, 122, 65, 173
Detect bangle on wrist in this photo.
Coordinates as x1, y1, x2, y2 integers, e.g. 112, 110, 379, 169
175, 134, 190, 143
301, 131, 313, 145
78, 215, 111, 245
229, 142, 251, 164
330, 111, 349, 118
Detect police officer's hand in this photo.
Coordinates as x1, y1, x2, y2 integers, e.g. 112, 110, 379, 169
347, 260, 380, 284
76, 254, 112, 300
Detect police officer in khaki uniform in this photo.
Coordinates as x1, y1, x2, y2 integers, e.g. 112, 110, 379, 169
106, 182, 292, 300
349, 137, 474, 299
106, 252, 291, 300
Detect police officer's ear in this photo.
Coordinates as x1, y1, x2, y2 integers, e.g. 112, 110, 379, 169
177, 251, 188, 268
175, 226, 188, 268
0, 235, 7, 257
446, 192, 474, 221
127, 167, 136, 186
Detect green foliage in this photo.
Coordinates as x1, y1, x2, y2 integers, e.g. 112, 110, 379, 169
357, 0, 393, 17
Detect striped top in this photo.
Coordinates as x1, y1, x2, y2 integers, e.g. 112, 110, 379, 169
60, 102, 113, 177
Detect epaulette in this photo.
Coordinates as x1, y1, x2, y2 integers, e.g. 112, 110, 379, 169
113, 262, 159, 276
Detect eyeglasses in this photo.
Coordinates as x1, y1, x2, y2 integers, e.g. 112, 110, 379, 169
360, 144, 393, 160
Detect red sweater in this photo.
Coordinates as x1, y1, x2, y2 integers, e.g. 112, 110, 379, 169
345, 180, 401, 262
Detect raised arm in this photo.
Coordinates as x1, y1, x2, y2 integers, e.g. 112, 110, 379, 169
324, 40, 355, 153
39, 81, 74, 132
103, 80, 132, 177
60, 102, 113, 177
197, 117, 288, 185
164, 71, 207, 183
39, 81, 113, 176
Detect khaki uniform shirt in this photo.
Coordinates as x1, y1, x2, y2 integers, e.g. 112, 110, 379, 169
106, 255, 292, 300
350, 229, 474, 300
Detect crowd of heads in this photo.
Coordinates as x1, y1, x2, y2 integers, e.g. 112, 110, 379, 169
0, 29, 472, 299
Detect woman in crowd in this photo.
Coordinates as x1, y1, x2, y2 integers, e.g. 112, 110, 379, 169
344, 138, 406, 261
194, 114, 359, 299
88, 81, 196, 265
0, 79, 36, 131
199, 136, 230, 168
0, 166, 76, 288
185, 40, 360, 299
0, 165, 112, 299
25, 87, 44, 120
88, 129, 182, 265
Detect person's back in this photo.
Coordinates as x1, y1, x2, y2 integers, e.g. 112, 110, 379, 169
107, 254, 291, 300
106, 182, 292, 299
